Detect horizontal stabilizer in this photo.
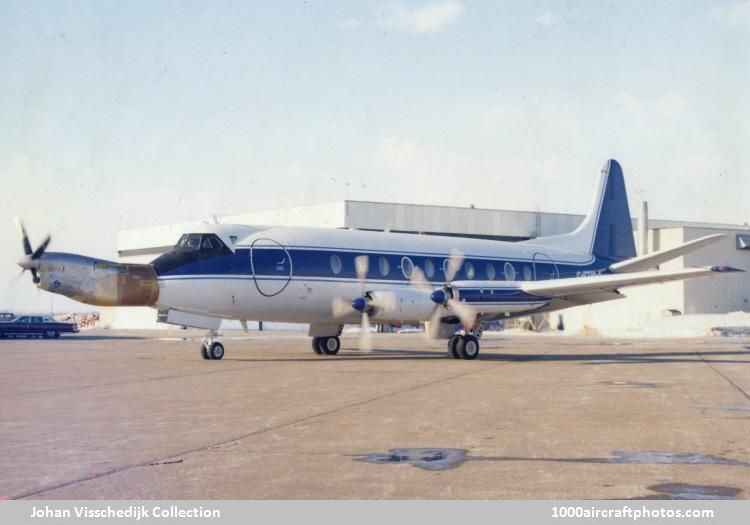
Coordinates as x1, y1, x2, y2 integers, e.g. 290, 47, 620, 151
610, 233, 725, 273
523, 266, 742, 299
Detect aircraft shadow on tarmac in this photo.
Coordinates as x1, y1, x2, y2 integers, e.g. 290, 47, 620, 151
226, 347, 750, 365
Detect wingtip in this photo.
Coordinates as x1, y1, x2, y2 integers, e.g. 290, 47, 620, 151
709, 265, 744, 273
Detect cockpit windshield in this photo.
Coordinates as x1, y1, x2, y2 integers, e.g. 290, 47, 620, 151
152, 233, 233, 275
175, 234, 229, 253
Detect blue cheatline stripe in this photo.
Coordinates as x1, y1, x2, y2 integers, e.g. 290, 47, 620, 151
160, 246, 612, 281
241, 243, 597, 266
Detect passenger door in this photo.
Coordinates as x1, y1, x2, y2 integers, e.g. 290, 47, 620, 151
532, 252, 559, 281
250, 238, 293, 297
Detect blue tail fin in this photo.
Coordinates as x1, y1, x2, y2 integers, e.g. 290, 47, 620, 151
525, 159, 636, 262
591, 159, 636, 261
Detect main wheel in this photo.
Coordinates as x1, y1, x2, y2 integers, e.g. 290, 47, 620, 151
447, 335, 461, 359
457, 335, 480, 360
208, 341, 224, 360
311, 337, 324, 355
319, 336, 340, 355
200, 344, 210, 360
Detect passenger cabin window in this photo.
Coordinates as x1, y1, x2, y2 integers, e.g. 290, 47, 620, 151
401, 257, 414, 279
378, 256, 390, 277
32, 317, 42, 323
464, 261, 475, 280
486, 262, 496, 280
504, 262, 516, 281
424, 259, 435, 279
18, 316, 29, 323
330, 254, 343, 275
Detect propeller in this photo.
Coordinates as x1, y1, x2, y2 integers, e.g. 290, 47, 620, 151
15, 219, 51, 284
352, 255, 373, 351
409, 249, 477, 338
331, 255, 397, 352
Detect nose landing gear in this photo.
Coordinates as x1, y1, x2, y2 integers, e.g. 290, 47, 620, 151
201, 329, 225, 360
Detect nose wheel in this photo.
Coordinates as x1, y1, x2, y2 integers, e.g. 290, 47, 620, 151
312, 336, 341, 355
201, 330, 225, 360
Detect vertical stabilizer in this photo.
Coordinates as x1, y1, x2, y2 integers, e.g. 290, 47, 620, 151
525, 159, 636, 261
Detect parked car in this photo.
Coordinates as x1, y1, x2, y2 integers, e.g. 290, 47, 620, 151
0, 314, 79, 339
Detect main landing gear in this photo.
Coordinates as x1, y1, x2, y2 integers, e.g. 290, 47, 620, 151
311, 336, 341, 356
201, 329, 224, 360
447, 323, 484, 360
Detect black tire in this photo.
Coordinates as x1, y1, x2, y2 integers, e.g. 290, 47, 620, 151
320, 336, 340, 355
457, 335, 480, 360
200, 344, 210, 360
208, 342, 224, 360
53, 332, 60, 339
448, 335, 461, 359
311, 337, 323, 355
43, 331, 56, 339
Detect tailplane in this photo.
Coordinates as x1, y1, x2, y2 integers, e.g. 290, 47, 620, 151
526, 159, 636, 261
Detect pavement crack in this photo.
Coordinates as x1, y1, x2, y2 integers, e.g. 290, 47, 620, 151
697, 351, 750, 402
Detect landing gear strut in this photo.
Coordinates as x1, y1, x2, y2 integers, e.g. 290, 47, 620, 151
201, 329, 224, 360
447, 323, 483, 360
311, 336, 341, 355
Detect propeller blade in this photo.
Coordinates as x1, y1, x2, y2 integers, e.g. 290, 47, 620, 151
30, 268, 40, 284
332, 297, 355, 318
447, 298, 477, 327
410, 266, 434, 292
355, 255, 369, 295
359, 312, 373, 352
425, 305, 444, 339
31, 234, 51, 260
445, 249, 464, 282
16, 218, 32, 256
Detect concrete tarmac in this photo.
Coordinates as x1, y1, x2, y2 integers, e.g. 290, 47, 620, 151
1, 330, 749, 500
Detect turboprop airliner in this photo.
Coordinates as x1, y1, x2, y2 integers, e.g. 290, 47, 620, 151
16, 159, 742, 360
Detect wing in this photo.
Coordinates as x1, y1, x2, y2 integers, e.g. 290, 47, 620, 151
522, 266, 742, 300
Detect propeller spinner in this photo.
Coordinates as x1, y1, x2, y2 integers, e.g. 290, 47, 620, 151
15, 219, 51, 284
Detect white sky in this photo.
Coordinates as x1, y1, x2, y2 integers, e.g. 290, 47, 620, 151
1, 0, 749, 312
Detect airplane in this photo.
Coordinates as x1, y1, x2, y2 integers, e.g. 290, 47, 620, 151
16, 159, 742, 361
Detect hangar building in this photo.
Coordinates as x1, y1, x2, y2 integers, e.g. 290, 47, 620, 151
107, 200, 750, 335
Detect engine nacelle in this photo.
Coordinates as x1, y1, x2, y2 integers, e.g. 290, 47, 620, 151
368, 288, 435, 323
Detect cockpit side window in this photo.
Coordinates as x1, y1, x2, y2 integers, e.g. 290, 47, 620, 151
187, 234, 201, 250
